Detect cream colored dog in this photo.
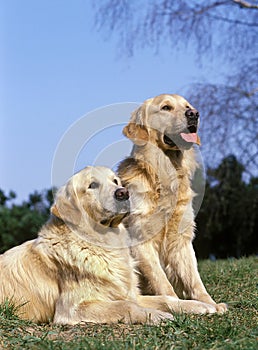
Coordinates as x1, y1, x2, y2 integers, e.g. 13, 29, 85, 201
118, 94, 227, 313
0, 166, 216, 325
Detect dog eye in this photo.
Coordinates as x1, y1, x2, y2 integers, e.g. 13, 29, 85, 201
88, 182, 99, 189
161, 105, 172, 111
113, 179, 119, 185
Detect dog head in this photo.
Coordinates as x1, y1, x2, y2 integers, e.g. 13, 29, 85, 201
51, 166, 130, 228
123, 94, 201, 151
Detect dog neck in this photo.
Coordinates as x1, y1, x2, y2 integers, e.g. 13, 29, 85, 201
129, 143, 180, 188
165, 149, 184, 169
131, 143, 185, 170
42, 215, 130, 250
131, 142, 197, 183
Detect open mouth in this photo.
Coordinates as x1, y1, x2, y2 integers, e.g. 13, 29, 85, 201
164, 125, 200, 147
163, 134, 176, 147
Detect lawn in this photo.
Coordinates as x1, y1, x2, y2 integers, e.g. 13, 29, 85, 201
0, 256, 257, 349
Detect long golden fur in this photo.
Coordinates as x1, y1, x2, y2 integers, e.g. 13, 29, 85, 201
0, 166, 216, 325
118, 94, 227, 313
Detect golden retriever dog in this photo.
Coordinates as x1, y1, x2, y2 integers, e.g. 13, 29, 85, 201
118, 94, 227, 313
0, 166, 174, 324
0, 166, 215, 325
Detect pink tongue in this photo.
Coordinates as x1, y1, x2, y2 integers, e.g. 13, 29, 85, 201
180, 133, 198, 143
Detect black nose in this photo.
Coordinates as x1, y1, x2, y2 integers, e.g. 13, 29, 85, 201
114, 188, 129, 201
185, 108, 199, 123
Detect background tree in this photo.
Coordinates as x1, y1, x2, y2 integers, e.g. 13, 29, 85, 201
92, 0, 258, 177
195, 155, 258, 258
0, 188, 56, 253
189, 64, 258, 177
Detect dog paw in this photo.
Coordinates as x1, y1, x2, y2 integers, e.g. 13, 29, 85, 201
189, 301, 217, 314
149, 311, 174, 324
195, 301, 228, 314
166, 300, 217, 314
215, 302, 228, 314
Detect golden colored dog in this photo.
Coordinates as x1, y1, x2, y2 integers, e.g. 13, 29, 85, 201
0, 166, 216, 325
118, 94, 227, 313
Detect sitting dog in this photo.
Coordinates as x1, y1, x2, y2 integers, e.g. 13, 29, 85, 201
118, 94, 227, 313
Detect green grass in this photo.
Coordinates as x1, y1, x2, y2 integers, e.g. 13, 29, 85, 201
0, 257, 257, 349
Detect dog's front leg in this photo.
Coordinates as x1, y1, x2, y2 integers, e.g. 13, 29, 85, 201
54, 294, 173, 325
165, 240, 228, 313
131, 241, 178, 297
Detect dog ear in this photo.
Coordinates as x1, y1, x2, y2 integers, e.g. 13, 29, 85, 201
123, 123, 149, 146
51, 184, 81, 227
123, 106, 149, 146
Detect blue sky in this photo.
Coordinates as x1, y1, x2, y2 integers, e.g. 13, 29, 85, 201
1, 0, 228, 202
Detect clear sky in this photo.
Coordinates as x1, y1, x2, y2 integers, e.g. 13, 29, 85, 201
1, 0, 228, 202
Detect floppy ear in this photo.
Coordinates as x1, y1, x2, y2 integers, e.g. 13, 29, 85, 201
51, 184, 81, 227
123, 106, 149, 146
123, 123, 149, 146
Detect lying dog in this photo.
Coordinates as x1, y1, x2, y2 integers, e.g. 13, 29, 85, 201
1, 166, 215, 324
118, 94, 227, 313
